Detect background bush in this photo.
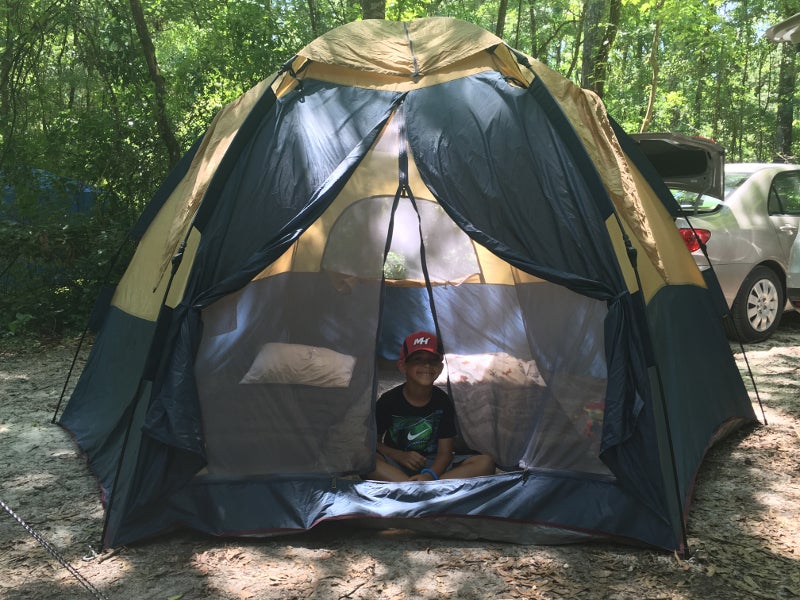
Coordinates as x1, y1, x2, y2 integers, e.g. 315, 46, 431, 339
0, 171, 134, 337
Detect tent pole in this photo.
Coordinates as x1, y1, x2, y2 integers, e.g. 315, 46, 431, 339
732, 342, 766, 424
648, 353, 691, 556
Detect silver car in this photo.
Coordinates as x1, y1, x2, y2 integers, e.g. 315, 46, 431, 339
633, 134, 800, 342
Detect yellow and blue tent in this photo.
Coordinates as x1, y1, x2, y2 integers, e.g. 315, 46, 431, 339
60, 17, 755, 551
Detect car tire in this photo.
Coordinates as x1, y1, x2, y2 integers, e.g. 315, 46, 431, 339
724, 265, 784, 343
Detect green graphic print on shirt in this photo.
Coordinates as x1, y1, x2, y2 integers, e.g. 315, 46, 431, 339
387, 411, 443, 456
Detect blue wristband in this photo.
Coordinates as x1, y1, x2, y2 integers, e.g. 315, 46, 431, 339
420, 468, 438, 480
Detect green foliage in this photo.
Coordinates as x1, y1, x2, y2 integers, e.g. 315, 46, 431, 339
0, 213, 131, 336
384, 251, 408, 279
602, 0, 790, 160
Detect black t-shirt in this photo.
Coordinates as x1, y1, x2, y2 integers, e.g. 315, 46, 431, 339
376, 384, 457, 457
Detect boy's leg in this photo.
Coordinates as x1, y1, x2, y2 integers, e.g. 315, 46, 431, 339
440, 454, 495, 479
364, 453, 411, 482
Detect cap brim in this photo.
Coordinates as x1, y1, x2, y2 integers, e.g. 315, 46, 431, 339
404, 349, 442, 361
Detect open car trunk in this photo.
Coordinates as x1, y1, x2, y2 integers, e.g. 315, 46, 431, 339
766, 13, 800, 44
630, 133, 725, 200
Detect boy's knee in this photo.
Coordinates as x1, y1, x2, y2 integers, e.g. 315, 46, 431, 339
476, 454, 495, 474
461, 453, 494, 476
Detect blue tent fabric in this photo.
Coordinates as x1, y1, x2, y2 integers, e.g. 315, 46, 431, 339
0, 167, 114, 222
405, 72, 660, 509
407, 73, 623, 298
142, 83, 402, 451
189, 82, 402, 305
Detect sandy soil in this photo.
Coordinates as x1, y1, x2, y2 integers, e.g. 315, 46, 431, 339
1, 315, 799, 600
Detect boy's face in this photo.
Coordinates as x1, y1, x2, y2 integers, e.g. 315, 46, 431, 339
398, 351, 443, 386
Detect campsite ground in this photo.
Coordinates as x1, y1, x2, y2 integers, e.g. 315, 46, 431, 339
1, 320, 799, 600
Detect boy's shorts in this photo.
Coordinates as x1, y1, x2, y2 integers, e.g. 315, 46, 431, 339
379, 451, 476, 477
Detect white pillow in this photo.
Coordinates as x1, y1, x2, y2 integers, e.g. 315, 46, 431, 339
435, 352, 546, 388
240, 343, 357, 388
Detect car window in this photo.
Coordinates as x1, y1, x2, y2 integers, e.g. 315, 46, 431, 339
724, 172, 752, 196
670, 189, 721, 214
769, 171, 800, 215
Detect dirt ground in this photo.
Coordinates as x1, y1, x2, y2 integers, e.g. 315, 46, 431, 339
1, 316, 799, 600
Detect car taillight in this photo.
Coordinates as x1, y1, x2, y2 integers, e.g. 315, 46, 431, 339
678, 228, 711, 252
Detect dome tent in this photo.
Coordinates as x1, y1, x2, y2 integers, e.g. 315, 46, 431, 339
60, 17, 755, 551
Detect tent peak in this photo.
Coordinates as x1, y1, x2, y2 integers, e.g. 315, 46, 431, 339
297, 17, 504, 78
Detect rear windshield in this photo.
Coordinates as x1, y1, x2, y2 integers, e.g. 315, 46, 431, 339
671, 170, 752, 214
724, 172, 752, 196
670, 189, 722, 214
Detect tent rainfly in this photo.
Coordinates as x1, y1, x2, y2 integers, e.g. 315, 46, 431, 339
60, 17, 756, 552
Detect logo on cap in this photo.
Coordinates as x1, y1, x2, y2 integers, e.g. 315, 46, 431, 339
401, 331, 441, 361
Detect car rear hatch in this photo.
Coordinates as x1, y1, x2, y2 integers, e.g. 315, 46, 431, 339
765, 12, 800, 43
630, 132, 725, 200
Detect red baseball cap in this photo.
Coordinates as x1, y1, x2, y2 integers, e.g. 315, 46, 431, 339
400, 331, 441, 361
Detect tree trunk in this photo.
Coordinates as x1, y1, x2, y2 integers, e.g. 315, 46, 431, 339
361, 0, 385, 20
581, 0, 620, 98
581, 0, 603, 89
0, 6, 16, 168
495, 0, 508, 38
775, 36, 797, 161
640, 19, 662, 133
566, 9, 584, 80
513, 0, 524, 48
528, 4, 537, 57
129, 0, 181, 165
307, 0, 321, 37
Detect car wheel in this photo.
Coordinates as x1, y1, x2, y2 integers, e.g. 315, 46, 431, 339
724, 266, 784, 343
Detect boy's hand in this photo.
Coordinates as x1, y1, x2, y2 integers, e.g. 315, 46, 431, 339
395, 450, 426, 472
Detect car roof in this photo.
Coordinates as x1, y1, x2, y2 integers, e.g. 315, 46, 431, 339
726, 162, 800, 174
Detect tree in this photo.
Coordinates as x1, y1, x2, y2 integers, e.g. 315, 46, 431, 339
581, 0, 621, 98
496, 0, 508, 37
774, 0, 800, 161
362, 0, 385, 20
774, 41, 795, 160
639, 4, 664, 134
129, 0, 181, 166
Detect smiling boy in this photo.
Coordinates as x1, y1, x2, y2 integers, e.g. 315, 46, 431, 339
366, 331, 495, 482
